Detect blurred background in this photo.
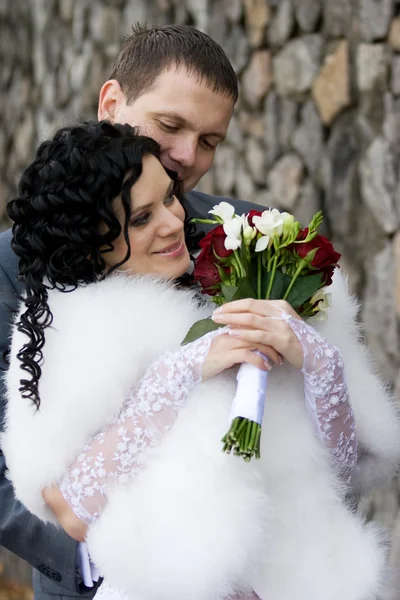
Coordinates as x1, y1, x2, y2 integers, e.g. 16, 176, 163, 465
1, 0, 400, 596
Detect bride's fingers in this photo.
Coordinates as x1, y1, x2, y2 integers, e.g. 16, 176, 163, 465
228, 328, 283, 357
213, 334, 281, 365
213, 311, 272, 330
254, 345, 283, 365
213, 314, 291, 364
219, 333, 282, 365
213, 298, 296, 318
241, 330, 283, 365
228, 327, 303, 369
231, 348, 271, 371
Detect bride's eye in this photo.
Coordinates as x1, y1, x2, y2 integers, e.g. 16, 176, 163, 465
131, 212, 151, 227
164, 194, 176, 206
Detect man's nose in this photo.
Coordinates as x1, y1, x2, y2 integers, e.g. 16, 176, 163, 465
168, 138, 197, 168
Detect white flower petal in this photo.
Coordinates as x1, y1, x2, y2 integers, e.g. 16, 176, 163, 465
273, 218, 284, 236
223, 218, 242, 239
253, 215, 274, 236
252, 209, 288, 238
241, 214, 249, 228
313, 309, 328, 322
243, 225, 256, 242
311, 288, 324, 303
209, 201, 235, 223
255, 235, 270, 252
325, 293, 332, 307
225, 236, 241, 250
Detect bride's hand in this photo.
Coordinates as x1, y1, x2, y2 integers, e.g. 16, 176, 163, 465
201, 329, 282, 381
211, 299, 304, 370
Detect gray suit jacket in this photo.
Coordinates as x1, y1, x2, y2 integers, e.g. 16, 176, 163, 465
0, 190, 262, 598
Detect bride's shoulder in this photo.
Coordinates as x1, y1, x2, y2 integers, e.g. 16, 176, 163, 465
46, 274, 209, 343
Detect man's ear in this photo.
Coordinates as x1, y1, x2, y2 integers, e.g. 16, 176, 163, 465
98, 80, 123, 122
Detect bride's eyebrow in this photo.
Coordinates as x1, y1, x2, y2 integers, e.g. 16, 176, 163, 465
131, 181, 174, 214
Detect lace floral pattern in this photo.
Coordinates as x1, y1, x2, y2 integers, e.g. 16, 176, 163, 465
59, 328, 223, 525
277, 310, 357, 482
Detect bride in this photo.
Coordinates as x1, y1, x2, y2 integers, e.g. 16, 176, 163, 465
2, 120, 400, 600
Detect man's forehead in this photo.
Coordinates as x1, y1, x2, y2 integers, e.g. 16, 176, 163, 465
148, 65, 234, 103
144, 70, 233, 121
138, 64, 202, 97
155, 63, 212, 86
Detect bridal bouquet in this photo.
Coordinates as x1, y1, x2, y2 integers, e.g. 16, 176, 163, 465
183, 203, 341, 461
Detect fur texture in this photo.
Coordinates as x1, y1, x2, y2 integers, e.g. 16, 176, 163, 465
3, 272, 400, 600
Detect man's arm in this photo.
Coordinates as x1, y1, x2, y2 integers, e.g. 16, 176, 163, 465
0, 230, 97, 595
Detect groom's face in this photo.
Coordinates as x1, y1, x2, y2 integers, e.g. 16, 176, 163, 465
99, 67, 234, 193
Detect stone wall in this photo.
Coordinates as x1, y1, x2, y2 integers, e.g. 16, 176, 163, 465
1, 0, 400, 590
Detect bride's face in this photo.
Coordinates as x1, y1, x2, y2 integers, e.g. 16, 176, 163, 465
103, 154, 191, 278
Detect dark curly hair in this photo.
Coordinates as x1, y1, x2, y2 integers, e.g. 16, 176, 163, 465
7, 120, 195, 410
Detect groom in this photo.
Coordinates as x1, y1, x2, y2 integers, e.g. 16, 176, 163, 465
0, 23, 259, 600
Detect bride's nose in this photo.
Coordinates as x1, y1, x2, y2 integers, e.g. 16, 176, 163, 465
158, 207, 184, 237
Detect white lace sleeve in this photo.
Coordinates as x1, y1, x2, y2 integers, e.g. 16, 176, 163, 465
287, 315, 358, 483
59, 329, 224, 525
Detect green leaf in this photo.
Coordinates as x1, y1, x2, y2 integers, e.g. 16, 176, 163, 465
221, 284, 239, 302
232, 277, 257, 300
268, 271, 292, 300
182, 319, 224, 345
285, 273, 323, 308
261, 271, 271, 299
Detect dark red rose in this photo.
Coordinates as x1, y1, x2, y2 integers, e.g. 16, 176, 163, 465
295, 228, 341, 268
318, 265, 336, 286
193, 260, 222, 294
194, 225, 232, 293
198, 225, 232, 258
292, 228, 341, 286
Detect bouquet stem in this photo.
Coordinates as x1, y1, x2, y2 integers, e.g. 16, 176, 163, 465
283, 259, 307, 300
257, 253, 262, 298
265, 255, 278, 299
222, 417, 262, 462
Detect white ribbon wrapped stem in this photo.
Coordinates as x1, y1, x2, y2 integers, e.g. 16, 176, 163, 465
228, 360, 269, 425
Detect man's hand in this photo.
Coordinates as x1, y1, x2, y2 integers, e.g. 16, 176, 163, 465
42, 486, 88, 542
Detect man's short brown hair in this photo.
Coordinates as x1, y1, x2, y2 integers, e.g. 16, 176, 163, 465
109, 23, 238, 104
